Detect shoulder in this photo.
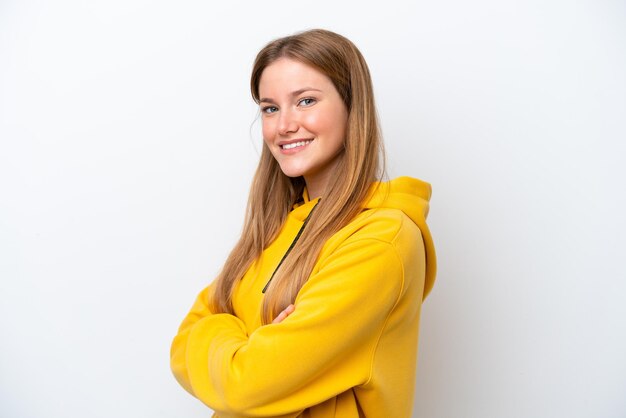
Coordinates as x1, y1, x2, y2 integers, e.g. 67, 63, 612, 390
348, 207, 422, 246
320, 208, 423, 263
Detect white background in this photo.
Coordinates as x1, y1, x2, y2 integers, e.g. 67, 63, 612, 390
1, 1, 625, 417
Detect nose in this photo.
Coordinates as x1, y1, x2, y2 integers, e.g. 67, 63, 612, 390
277, 108, 298, 136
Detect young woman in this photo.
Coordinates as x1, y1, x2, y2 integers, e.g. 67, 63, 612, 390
170, 28, 437, 417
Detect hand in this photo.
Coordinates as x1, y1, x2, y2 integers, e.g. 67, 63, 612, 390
272, 304, 295, 324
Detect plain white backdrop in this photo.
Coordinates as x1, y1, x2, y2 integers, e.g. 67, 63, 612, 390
1, 1, 625, 417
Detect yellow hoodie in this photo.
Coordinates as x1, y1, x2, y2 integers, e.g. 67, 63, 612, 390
170, 176, 437, 418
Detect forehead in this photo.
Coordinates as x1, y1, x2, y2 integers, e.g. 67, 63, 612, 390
258, 58, 333, 96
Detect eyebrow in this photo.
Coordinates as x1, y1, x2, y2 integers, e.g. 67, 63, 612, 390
260, 87, 322, 103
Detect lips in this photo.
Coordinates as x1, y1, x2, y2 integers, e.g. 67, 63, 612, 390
281, 140, 313, 150
278, 138, 314, 150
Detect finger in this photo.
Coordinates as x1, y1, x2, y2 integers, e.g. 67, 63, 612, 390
272, 311, 287, 324
272, 304, 295, 324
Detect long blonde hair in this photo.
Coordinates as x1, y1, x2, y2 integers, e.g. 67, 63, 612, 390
210, 28, 386, 324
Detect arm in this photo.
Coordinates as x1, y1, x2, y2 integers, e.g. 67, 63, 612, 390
171, 235, 419, 416
170, 280, 218, 396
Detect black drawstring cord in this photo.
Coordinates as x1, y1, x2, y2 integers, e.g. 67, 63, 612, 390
262, 199, 320, 293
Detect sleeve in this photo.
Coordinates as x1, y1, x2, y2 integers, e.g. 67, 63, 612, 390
170, 280, 218, 396
170, 238, 406, 417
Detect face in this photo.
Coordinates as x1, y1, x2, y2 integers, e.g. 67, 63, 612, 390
258, 58, 348, 196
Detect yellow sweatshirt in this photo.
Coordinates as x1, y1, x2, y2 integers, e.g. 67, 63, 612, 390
170, 176, 437, 418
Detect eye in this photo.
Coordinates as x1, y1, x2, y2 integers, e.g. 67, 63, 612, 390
261, 105, 278, 114
298, 97, 316, 106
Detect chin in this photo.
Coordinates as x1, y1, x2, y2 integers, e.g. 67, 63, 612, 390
277, 163, 308, 178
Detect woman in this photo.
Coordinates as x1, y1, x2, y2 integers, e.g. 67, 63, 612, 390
170, 28, 437, 417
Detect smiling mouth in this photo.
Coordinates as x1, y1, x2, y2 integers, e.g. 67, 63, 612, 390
280, 140, 313, 150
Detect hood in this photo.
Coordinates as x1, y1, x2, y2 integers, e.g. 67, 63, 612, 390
363, 176, 437, 300
296, 176, 437, 300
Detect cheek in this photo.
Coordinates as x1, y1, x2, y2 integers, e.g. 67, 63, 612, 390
261, 119, 274, 142
305, 107, 347, 140
302, 112, 330, 136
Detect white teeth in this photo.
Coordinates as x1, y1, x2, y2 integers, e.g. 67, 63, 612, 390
281, 140, 312, 150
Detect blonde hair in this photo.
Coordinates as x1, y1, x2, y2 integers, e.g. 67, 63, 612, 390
210, 28, 386, 324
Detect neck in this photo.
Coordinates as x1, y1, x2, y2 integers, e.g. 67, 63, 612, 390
304, 176, 326, 201
303, 154, 343, 200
